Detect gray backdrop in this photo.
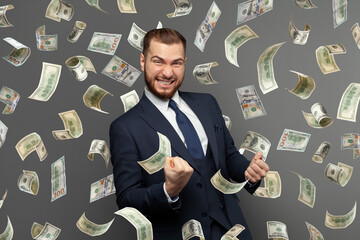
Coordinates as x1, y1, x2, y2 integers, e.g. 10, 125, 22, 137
0, 0, 359, 239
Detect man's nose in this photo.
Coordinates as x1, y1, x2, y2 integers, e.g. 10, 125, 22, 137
162, 65, 173, 78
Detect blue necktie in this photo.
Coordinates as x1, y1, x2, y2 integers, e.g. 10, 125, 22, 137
168, 99, 204, 160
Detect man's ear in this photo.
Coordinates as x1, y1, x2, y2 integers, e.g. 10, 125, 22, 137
140, 53, 145, 72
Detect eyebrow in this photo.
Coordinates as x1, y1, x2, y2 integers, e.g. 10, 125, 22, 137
150, 55, 185, 62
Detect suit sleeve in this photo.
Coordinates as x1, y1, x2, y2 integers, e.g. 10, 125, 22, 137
110, 120, 181, 216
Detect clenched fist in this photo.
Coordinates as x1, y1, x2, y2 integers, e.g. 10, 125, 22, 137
245, 152, 269, 183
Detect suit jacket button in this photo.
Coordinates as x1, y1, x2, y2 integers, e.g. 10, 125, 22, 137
197, 183, 202, 189
201, 212, 207, 217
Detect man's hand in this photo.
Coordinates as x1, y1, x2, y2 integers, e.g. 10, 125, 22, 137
164, 156, 194, 198
244, 152, 269, 183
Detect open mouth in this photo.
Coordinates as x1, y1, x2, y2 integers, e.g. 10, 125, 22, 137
156, 79, 175, 87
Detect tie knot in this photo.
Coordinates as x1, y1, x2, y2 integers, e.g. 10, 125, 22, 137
168, 99, 179, 112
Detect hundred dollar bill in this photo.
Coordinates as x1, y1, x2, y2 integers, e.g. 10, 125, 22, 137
315, 44, 346, 74
83, 85, 113, 114
76, 212, 114, 236
138, 132, 171, 174
287, 70, 315, 99
15, 132, 47, 161
237, 0, 273, 25
221, 224, 245, 240
167, 0, 192, 18
267, 221, 288, 239
324, 162, 353, 187
31, 222, 61, 240
193, 62, 218, 85
289, 19, 310, 45
0, 190, 7, 209
211, 170, 247, 194
225, 25, 258, 67
117, 0, 137, 13
277, 128, 311, 152
128, 23, 146, 51
85, 0, 108, 13
88, 139, 111, 168
182, 219, 204, 240
257, 42, 285, 94
0, 86, 20, 114
333, 0, 347, 28
115, 207, 153, 240
156, 21, 163, 29
239, 131, 271, 160
51, 156, 67, 202
3, 37, 31, 66
194, 1, 221, 52
88, 32, 122, 55
305, 222, 324, 240
45, 0, 74, 22
35, 25, 57, 51
52, 110, 83, 140
0, 120, 8, 148
294, 0, 317, 9
120, 90, 139, 113
338, 162, 353, 186
0, 5, 14, 28
90, 174, 115, 203
325, 201, 356, 229
292, 171, 316, 208
341, 133, 360, 150
302, 103, 333, 128
28, 62, 62, 102
337, 83, 360, 122
351, 23, 360, 49
254, 171, 281, 199
312, 141, 331, 163
17, 170, 39, 195
65, 56, 96, 81
102, 55, 141, 87
236, 85, 267, 119
67, 21, 87, 43
0, 216, 13, 240
353, 148, 360, 159
222, 115, 232, 130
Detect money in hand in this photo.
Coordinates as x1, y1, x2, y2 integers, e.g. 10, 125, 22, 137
120, 89, 140, 113
193, 62, 218, 85
167, 0, 192, 18
289, 19, 310, 45
128, 23, 146, 51
45, 0, 74, 22
305, 222, 324, 240
2, 37, 31, 66
65, 56, 96, 81
31, 222, 61, 240
315, 44, 346, 74
0, 5, 14, 27
324, 162, 353, 187
302, 103, 333, 128
287, 70, 315, 99
211, 170, 247, 194
88, 32, 122, 55
35, 25, 58, 51
333, 0, 347, 28
88, 139, 111, 168
239, 130, 271, 160
325, 201, 356, 229
0, 86, 20, 114
182, 219, 204, 240
67, 21, 87, 43
0, 216, 13, 240
51, 156, 67, 202
83, 85, 113, 114
117, 0, 137, 13
0, 120, 8, 148
293, 0, 317, 9
277, 128, 311, 152
15, 132, 47, 161
77, 212, 114, 236
236, 85, 267, 120
266, 221, 289, 240
90, 174, 115, 203
312, 141, 331, 163
291, 171, 316, 208
337, 83, 360, 122
52, 110, 83, 140
17, 170, 39, 195
237, 0, 273, 25
253, 171, 281, 199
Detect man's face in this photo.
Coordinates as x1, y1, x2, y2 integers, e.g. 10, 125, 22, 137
140, 40, 186, 99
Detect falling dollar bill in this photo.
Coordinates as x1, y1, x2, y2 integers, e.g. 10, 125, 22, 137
120, 89, 139, 113
193, 62, 218, 85
253, 171, 281, 199
305, 222, 324, 240
266, 221, 288, 239
0, 120, 8, 148
0, 5, 14, 27
293, 0, 317, 9
0, 216, 13, 240
15, 132, 47, 161
353, 148, 360, 159
312, 141, 331, 163
351, 23, 360, 49
35, 25, 57, 51
194, 1, 221, 52
88, 139, 111, 168
0, 86, 20, 114
28, 62, 62, 102
277, 128, 311, 152
17, 170, 39, 195
239, 130, 271, 160
291, 171, 316, 208
222, 115, 232, 130
182, 219, 204, 240
225, 25, 258, 67
333, 0, 347, 28
102, 55, 141, 87
76, 212, 114, 236
138, 132, 171, 174
287, 70, 315, 99
302, 103, 333, 128
2, 37, 31, 66
289, 19, 310, 45
315, 44, 346, 74
117, 0, 137, 13
90, 174, 115, 203
211, 170, 247, 194
337, 83, 360, 122
325, 201, 356, 229
83, 85, 113, 114
31, 222, 61, 240
115, 207, 153, 240
156, 21, 163, 29
221, 224, 245, 240
325, 162, 353, 187
51, 156, 67, 202
52, 110, 83, 140
128, 23, 146, 51
65, 56, 96, 81
0, 190, 8, 209
45, 0, 74, 22
167, 0, 192, 18
237, 0, 273, 25
341, 133, 360, 150
257, 42, 285, 94
85, 0, 108, 13
88, 32, 122, 55
236, 85, 267, 120
67, 21, 87, 43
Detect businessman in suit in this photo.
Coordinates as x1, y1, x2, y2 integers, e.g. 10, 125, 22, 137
110, 28, 269, 240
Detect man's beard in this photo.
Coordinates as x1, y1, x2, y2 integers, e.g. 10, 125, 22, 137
144, 69, 183, 99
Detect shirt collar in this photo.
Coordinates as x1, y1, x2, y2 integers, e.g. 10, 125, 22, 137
144, 87, 181, 112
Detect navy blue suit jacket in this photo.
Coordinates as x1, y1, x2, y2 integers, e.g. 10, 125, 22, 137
110, 91, 259, 239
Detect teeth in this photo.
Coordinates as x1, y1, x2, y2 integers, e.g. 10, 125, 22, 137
159, 80, 171, 85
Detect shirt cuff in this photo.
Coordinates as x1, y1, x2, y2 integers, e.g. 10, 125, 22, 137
245, 176, 258, 187
163, 182, 179, 204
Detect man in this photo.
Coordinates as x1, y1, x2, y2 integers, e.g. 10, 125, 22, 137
110, 28, 269, 240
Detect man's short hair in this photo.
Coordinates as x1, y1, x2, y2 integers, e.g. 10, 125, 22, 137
142, 28, 186, 56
